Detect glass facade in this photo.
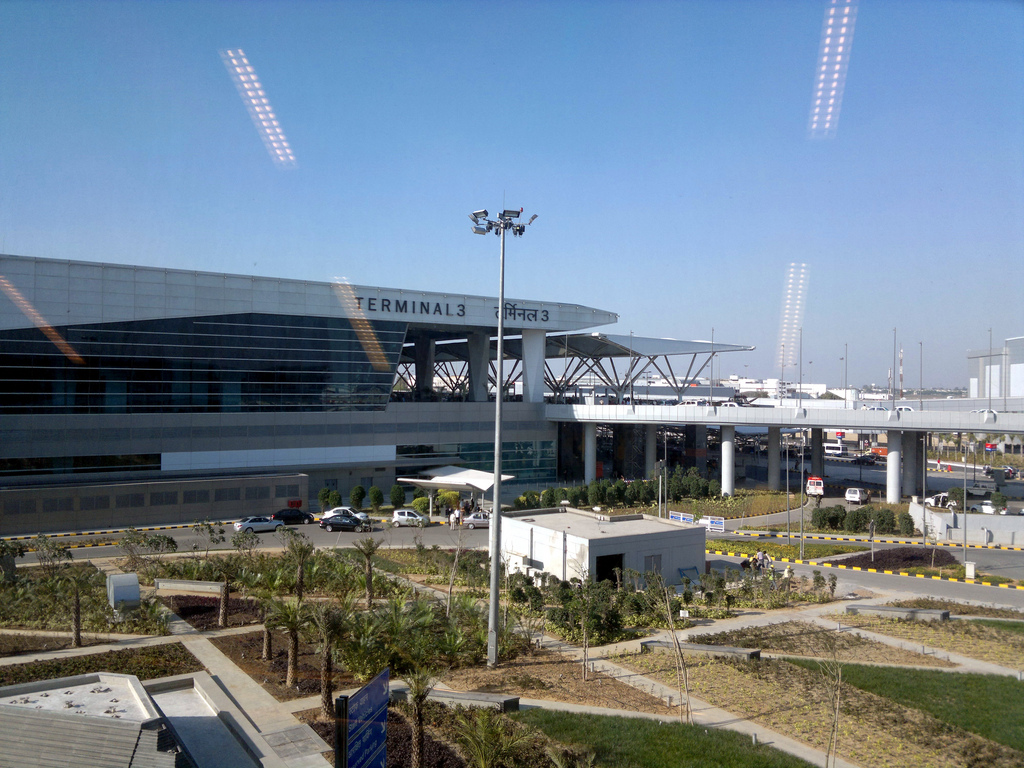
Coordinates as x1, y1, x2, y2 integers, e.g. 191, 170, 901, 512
398, 440, 557, 486
0, 313, 407, 414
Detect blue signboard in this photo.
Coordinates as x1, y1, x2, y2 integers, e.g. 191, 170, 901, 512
336, 668, 388, 768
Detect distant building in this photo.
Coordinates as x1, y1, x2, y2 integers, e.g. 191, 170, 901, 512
968, 335, 1024, 399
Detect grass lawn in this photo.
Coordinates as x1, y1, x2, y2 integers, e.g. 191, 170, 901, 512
790, 661, 1024, 753
707, 541, 867, 559
513, 710, 815, 768
972, 619, 1024, 635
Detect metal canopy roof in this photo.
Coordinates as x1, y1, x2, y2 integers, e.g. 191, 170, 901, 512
398, 332, 755, 401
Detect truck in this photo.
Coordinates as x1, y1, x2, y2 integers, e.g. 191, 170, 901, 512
966, 480, 997, 497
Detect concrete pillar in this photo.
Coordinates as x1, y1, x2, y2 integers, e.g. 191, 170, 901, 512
466, 331, 490, 402
584, 422, 597, 484
520, 328, 546, 404
886, 429, 902, 503
690, 424, 708, 476
811, 428, 824, 477
902, 431, 918, 497
645, 425, 658, 478
414, 338, 435, 397
721, 425, 735, 496
767, 427, 781, 491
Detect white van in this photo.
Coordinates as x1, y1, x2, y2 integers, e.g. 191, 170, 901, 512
845, 487, 871, 505
824, 442, 847, 457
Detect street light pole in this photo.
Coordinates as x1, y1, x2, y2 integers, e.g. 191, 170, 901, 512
470, 207, 537, 667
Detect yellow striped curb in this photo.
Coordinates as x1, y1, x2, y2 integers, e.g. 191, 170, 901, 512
704, 547, 1024, 590
733, 529, 1024, 552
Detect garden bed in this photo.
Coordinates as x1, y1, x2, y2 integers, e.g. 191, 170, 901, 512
688, 621, 955, 667
832, 613, 1024, 669
829, 546, 958, 571
0, 642, 203, 686
442, 648, 676, 715
209, 629, 360, 701
0, 631, 105, 657
159, 594, 262, 630
612, 651, 1023, 768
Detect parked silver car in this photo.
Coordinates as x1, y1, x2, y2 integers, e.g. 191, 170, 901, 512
233, 516, 284, 533
392, 508, 428, 527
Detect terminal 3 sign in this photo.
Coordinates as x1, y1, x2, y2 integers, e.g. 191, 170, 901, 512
352, 294, 550, 324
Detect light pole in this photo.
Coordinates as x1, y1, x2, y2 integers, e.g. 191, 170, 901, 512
470, 206, 538, 667
919, 341, 924, 410
988, 328, 993, 412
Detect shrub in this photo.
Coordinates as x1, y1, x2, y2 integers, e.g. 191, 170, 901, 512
367, 485, 384, 512
390, 484, 406, 508
540, 488, 557, 507
873, 508, 896, 534
317, 487, 332, 511
898, 511, 915, 535
411, 497, 431, 515
349, 485, 366, 509
588, 480, 604, 507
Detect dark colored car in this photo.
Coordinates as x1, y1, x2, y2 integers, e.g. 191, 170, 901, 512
319, 512, 369, 532
851, 454, 876, 465
271, 508, 314, 525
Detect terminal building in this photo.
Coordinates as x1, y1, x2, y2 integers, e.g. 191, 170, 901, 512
0, 253, 750, 535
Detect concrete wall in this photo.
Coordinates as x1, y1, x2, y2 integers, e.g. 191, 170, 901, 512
909, 501, 1024, 546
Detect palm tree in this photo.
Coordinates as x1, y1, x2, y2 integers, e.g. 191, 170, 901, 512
454, 708, 534, 768
303, 600, 350, 720
404, 659, 440, 768
266, 598, 309, 688
58, 567, 96, 648
284, 531, 316, 601
352, 537, 382, 607
210, 557, 237, 629
335, 609, 388, 683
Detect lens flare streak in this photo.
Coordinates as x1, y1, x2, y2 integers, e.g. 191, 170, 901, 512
0, 275, 85, 364
807, 0, 858, 139
331, 280, 392, 372
220, 48, 297, 167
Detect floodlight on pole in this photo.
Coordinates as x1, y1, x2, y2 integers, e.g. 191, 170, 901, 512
469, 205, 538, 667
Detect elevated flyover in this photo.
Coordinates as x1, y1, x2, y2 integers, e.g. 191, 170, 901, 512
545, 403, 1024, 502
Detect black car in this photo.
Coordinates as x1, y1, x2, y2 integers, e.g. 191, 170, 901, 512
851, 454, 876, 465
271, 508, 314, 525
319, 512, 368, 532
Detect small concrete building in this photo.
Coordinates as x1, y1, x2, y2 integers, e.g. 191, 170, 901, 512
501, 508, 706, 584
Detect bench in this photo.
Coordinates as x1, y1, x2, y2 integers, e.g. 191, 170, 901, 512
640, 639, 760, 661
845, 605, 949, 621
153, 578, 225, 596
391, 688, 519, 713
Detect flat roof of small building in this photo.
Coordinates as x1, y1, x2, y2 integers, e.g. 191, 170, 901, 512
507, 508, 700, 539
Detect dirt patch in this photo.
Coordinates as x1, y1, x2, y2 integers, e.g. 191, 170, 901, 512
830, 613, 1024, 669
830, 546, 958, 571
296, 706, 467, 768
0, 632, 104, 657
614, 650, 1023, 768
689, 621, 955, 667
210, 629, 360, 701
441, 648, 677, 715
159, 594, 261, 630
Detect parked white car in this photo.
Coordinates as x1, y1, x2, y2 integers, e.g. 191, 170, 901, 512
392, 508, 428, 527
970, 500, 1008, 515
233, 516, 284, 533
845, 488, 871, 505
463, 511, 490, 529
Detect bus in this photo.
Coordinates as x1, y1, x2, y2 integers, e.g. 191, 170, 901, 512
824, 442, 847, 457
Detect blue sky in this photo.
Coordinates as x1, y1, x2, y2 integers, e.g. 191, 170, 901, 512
1, 0, 1021, 388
